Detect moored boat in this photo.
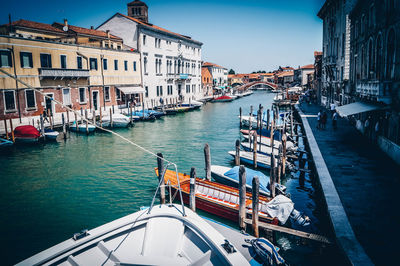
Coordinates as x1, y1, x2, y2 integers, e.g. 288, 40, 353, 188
14, 125, 40, 143
241, 133, 296, 150
100, 113, 132, 128
44, 128, 59, 140
227, 150, 273, 169
240, 128, 282, 141
18, 204, 250, 266
69, 121, 96, 133
212, 95, 233, 102
156, 168, 295, 225
0, 137, 13, 146
211, 165, 286, 196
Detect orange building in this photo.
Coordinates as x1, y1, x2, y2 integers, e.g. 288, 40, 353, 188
201, 67, 213, 96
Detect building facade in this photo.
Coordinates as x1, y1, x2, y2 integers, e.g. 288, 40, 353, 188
0, 19, 141, 121
202, 62, 228, 89
201, 67, 213, 97
318, 0, 357, 106
97, 1, 203, 105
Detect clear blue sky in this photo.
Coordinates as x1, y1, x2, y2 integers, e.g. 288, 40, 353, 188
1, 0, 325, 73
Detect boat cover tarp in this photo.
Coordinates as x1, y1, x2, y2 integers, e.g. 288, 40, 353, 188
215, 95, 232, 100
117, 86, 145, 95
336, 101, 382, 117
261, 195, 294, 224
14, 125, 40, 138
224, 166, 270, 193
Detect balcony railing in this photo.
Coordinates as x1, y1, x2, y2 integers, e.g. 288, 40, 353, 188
39, 68, 90, 79
166, 73, 190, 80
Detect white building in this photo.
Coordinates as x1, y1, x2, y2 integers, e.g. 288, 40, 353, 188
202, 62, 228, 89
97, 0, 203, 106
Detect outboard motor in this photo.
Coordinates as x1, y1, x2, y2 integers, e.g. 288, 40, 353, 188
289, 209, 311, 227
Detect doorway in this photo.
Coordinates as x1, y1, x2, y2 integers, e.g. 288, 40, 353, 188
92, 90, 99, 111
44, 93, 54, 115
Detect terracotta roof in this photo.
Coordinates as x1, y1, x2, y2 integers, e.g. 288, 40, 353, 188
278, 71, 294, 77
116, 13, 200, 44
260, 73, 274, 76
301, 64, 314, 69
314, 51, 323, 56
281, 67, 294, 70
52, 22, 122, 40
6, 19, 65, 34
203, 62, 226, 69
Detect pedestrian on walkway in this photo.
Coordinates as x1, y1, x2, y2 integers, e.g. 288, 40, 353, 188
332, 110, 338, 130
330, 102, 336, 115
364, 116, 371, 138
317, 110, 322, 129
43, 109, 49, 123
322, 110, 328, 129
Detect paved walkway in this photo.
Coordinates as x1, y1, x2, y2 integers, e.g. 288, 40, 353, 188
299, 102, 400, 265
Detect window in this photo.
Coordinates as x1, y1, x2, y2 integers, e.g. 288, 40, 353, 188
77, 56, 82, 69
159, 86, 163, 96
376, 34, 383, 79
115, 88, 121, 100
155, 38, 161, 48
167, 85, 173, 95
133, 61, 137, 71
145, 86, 148, 97
386, 29, 395, 79
89, 58, 98, 70
186, 85, 190, 93
4, 90, 16, 111
368, 39, 374, 79
104, 86, 110, 101
25, 90, 36, 109
62, 88, 71, 105
144, 57, 148, 74
20, 52, 33, 68
103, 58, 108, 70
192, 84, 195, 93
0, 50, 12, 68
114, 59, 118, 70
157, 86, 160, 97
40, 53, 52, 68
143, 35, 146, 45
60, 55, 67, 69
124, 60, 128, 71
79, 87, 86, 103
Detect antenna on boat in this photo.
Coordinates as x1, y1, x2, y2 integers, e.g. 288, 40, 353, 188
0, 68, 187, 217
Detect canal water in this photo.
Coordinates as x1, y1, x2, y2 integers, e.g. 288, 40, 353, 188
0, 91, 342, 265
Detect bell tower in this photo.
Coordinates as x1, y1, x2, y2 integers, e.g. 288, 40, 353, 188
127, 0, 148, 23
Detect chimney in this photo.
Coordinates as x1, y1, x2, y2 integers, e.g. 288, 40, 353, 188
64, 19, 68, 27
106, 30, 110, 39
90, 26, 94, 29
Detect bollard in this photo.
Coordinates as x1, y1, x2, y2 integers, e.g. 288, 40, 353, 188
190, 167, 196, 212
239, 165, 246, 230
235, 139, 240, 166
157, 153, 166, 204
62, 113, 66, 140
9, 119, 15, 143
253, 132, 257, 169
109, 108, 113, 128
204, 143, 211, 181
4, 119, 8, 140
239, 107, 242, 128
252, 176, 260, 238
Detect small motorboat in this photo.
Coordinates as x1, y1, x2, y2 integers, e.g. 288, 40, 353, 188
99, 113, 132, 128
227, 150, 273, 169
240, 128, 282, 141
181, 100, 203, 108
69, 121, 96, 133
246, 238, 286, 265
18, 204, 250, 265
14, 125, 40, 143
211, 165, 286, 196
156, 168, 296, 226
241, 142, 280, 156
240, 115, 268, 128
242, 133, 296, 150
44, 128, 59, 140
0, 137, 13, 147
212, 95, 233, 102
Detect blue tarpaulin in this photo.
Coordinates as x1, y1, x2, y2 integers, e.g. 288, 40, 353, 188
224, 166, 270, 194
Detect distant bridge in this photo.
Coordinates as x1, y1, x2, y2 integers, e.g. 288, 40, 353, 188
237, 81, 278, 91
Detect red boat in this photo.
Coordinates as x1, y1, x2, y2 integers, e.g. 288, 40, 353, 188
212, 95, 233, 102
155, 168, 279, 225
14, 125, 40, 143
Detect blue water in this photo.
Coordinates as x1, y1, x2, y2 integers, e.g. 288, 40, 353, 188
0, 91, 343, 265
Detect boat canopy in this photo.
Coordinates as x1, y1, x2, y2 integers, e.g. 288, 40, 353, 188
336, 101, 383, 117
224, 166, 270, 193
117, 86, 145, 95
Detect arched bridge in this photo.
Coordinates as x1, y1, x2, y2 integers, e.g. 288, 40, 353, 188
237, 81, 278, 91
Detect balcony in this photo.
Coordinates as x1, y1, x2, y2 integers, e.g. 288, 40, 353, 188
166, 73, 190, 80
39, 68, 90, 79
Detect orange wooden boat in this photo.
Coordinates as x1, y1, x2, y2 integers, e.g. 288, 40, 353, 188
155, 168, 279, 225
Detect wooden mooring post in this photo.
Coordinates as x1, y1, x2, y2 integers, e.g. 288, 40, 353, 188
99, 108, 103, 127
252, 176, 260, 238
80, 108, 83, 125
282, 134, 287, 176
157, 153, 166, 204
48, 109, 53, 130
66, 110, 70, 128
92, 110, 96, 125
235, 139, 240, 166
258, 108, 263, 151
4, 119, 8, 140
74, 112, 78, 132
253, 132, 257, 169
9, 118, 14, 143
85, 110, 89, 135
109, 108, 113, 128
204, 143, 211, 181
270, 119, 275, 148
62, 113, 67, 140
249, 105, 253, 131
270, 151, 276, 198
40, 114, 45, 141
129, 103, 133, 126
239, 107, 242, 128
238, 165, 246, 230
190, 167, 196, 212
266, 109, 270, 130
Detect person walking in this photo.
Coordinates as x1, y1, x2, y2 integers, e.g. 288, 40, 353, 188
330, 102, 336, 115
332, 110, 338, 130
322, 110, 327, 129
317, 110, 322, 129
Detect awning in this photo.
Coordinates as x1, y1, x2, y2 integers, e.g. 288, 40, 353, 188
117, 86, 145, 95
336, 101, 382, 117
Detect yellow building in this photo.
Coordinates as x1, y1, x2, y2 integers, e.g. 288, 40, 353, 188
0, 19, 142, 120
